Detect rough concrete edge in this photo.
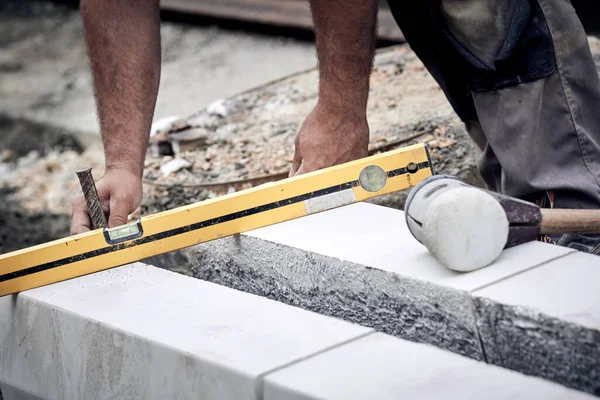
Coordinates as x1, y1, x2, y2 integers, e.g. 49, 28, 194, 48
473, 296, 600, 397
178, 234, 484, 361
153, 234, 600, 396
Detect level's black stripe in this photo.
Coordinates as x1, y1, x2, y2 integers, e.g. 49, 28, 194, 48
0, 181, 358, 282
1, 161, 431, 283
387, 161, 430, 178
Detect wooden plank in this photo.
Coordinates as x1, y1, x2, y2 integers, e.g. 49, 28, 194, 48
159, 0, 405, 41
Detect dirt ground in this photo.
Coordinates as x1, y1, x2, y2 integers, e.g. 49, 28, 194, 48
0, 0, 317, 136
1, 0, 600, 255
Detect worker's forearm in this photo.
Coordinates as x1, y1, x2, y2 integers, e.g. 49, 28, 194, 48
309, 0, 378, 118
81, 0, 161, 177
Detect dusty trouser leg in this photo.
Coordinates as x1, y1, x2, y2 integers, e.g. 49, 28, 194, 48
385, 0, 600, 253
450, 0, 600, 252
439, 0, 527, 71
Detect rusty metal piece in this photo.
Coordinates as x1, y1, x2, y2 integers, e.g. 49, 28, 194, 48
76, 167, 108, 230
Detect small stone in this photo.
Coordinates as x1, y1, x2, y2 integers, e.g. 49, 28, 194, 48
150, 116, 184, 137
0, 149, 13, 162
160, 158, 192, 177
438, 139, 454, 149
274, 159, 288, 168
207, 99, 230, 118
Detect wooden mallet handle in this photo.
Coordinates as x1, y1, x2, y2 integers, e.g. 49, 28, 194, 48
540, 209, 600, 235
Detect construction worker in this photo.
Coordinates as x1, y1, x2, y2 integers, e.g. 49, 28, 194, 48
71, 0, 600, 254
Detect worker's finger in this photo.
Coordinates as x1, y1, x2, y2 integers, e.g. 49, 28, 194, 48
294, 162, 308, 177
289, 145, 302, 177
107, 196, 131, 228
70, 196, 92, 235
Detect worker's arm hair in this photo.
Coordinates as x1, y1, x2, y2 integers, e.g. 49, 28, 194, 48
81, 0, 161, 177
309, 0, 378, 118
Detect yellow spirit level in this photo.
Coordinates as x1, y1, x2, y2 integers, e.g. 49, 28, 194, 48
0, 143, 432, 297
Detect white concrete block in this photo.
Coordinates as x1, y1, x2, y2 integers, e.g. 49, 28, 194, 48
263, 333, 595, 400
248, 202, 574, 292
473, 252, 600, 330
0, 263, 372, 400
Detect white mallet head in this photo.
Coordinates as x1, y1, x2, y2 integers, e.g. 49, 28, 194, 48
405, 176, 510, 272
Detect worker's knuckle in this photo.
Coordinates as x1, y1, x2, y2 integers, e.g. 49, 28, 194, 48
112, 191, 131, 202
110, 215, 127, 226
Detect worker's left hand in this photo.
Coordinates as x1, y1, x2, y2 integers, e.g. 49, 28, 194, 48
290, 104, 369, 176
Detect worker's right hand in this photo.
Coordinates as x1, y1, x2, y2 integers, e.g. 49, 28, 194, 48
70, 168, 143, 235
289, 104, 370, 177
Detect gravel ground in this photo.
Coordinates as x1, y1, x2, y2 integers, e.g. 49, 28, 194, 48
0, 42, 484, 255
140, 44, 484, 216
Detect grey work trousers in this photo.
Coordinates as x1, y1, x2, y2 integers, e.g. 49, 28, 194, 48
386, 0, 600, 253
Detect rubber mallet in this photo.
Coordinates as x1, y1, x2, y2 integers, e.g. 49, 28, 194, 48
404, 175, 600, 272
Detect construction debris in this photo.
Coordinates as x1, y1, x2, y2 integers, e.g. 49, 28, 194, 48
138, 43, 483, 214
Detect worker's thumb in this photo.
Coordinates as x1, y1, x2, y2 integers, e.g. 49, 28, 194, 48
108, 197, 131, 228
289, 146, 302, 177
294, 162, 308, 176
